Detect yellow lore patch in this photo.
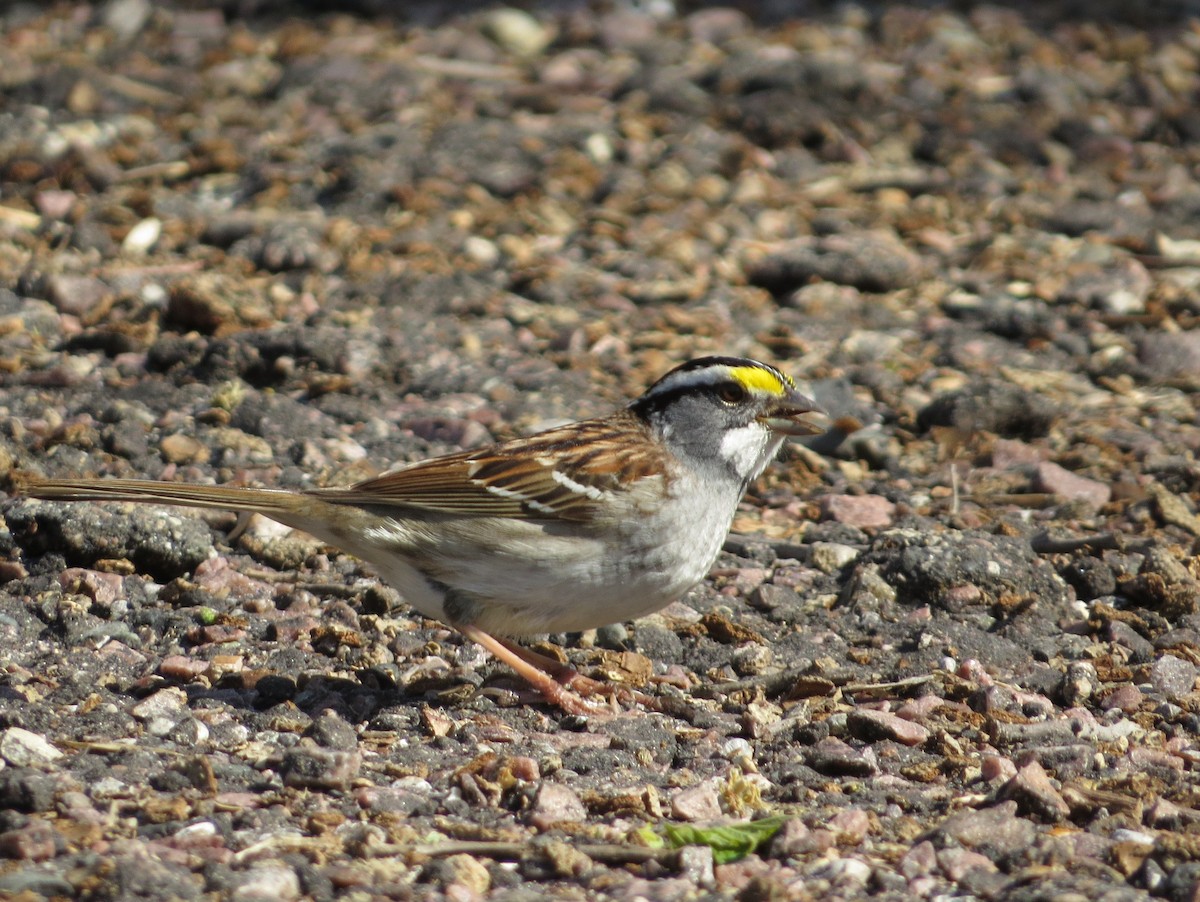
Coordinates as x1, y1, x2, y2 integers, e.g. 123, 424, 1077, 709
729, 364, 792, 396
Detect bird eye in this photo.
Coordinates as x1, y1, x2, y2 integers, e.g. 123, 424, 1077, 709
716, 382, 747, 404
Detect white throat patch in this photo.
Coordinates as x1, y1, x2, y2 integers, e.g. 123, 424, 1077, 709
719, 422, 780, 482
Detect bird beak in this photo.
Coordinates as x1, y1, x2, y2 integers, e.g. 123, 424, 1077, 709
761, 389, 829, 436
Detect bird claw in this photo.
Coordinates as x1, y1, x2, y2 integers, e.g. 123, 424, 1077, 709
455, 623, 660, 716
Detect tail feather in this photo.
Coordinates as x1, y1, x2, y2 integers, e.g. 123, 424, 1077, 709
13, 474, 307, 517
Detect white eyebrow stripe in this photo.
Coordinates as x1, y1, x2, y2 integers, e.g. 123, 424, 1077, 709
643, 366, 728, 397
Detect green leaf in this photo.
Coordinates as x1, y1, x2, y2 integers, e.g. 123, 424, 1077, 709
634, 824, 665, 849
659, 815, 787, 865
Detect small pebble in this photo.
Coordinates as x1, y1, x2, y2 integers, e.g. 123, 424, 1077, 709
160, 433, 210, 464
34, 189, 77, 219
482, 8, 553, 58
815, 856, 871, 885
677, 845, 714, 886
847, 709, 930, 747
121, 217, 162, 255
731, 644, 773, 676
980, 754, 1017, 782
746, 231, 925, 293
1150, 655, 1197, 701
805, 737, 879, 777
280, 748, 361, 790
809, 542, 860, 574
932, 801, 1035, 857
59, 568, 124, 605
131, 687, 188, 723
529, 783, 587, 830
819, 495, 896, 529
899, 840, 937, 879
0, 728, 63, 767
0, 821, 56, 861
1033, 461, 1111, 507
1125, 746, 1184, 773
447, 854, 493, 894
102, 0, 153, 40
232, 865, 301, 902
937, 847, 998, 881
45, 274, 111, 317
998, 760, 1070, 821
1102, 684, 1144, 713
1060, 661, 1098, 706
896, 696, 943, 721
828, 808, 871, 844
670, 783, 723, 822
773, 820, 834, 857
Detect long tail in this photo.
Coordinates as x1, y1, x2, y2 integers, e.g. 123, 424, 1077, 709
13, 473, 309, 517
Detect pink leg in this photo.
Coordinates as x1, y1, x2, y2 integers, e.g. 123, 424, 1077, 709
456, 625, 658, 713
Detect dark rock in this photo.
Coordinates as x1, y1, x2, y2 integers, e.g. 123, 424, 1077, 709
918, 380, 1058, 438
805, 737, 878, 777
747, 232, 926, 293
1060, 556, 1117, 600
1149, 655, 1198, 702
6, 500, 214, 581
280, 747, 361, 790
925, 801, 1037, 865
308, 711, 358, 750
0, 769, 56, 814
1107, 621, 1155, 663
847, 527, 1072, 617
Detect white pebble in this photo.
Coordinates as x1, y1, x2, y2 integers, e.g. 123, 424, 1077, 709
585, 132, 614, 165
0, 727, 62, 766
122, 216, 161, 255
810, 542, 860, 573
464, 235, 500, 266
483, 8, 553, 58
232, 865, 301, 901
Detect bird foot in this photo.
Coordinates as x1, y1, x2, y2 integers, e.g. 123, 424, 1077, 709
456, 624, 660, 715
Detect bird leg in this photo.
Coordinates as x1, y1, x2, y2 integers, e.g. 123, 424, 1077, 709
455, 624, 658, 714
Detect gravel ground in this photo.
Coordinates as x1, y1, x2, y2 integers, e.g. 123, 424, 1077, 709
3, 2, 1200, 899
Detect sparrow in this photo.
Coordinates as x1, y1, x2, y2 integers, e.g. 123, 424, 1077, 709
15, 356, 827, 714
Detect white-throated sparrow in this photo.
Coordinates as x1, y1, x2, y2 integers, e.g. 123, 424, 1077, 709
16, 356, 827, 713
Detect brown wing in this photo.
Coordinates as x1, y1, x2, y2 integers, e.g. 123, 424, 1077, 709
307, 411, 670, 523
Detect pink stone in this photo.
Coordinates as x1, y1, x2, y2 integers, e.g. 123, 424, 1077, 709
937, 847, 998, 880
1101, 684, 1144, 713
999, 760, 1070, 821
159, 655, 211, 681
957, 659, 994, 687
819, 494, 896, 529
1125, 747, 1184, 772
670, 783, 723, 822
847, 708, 930, 747
981, 754, 1017, 782
899, 839, 937, 878
991, 439, 1044, 469
0, 820, 56, 860
828, 808, 871, 844
59, 568, 124, 605
529, 783, 587, 830
896, 696, 943, 721
1034, 461, 1111, 507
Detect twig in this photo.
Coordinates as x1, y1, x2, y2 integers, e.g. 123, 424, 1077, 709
840, 673, 937, 694
412, 840, 674, 865
1029, 531, 1122, 554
